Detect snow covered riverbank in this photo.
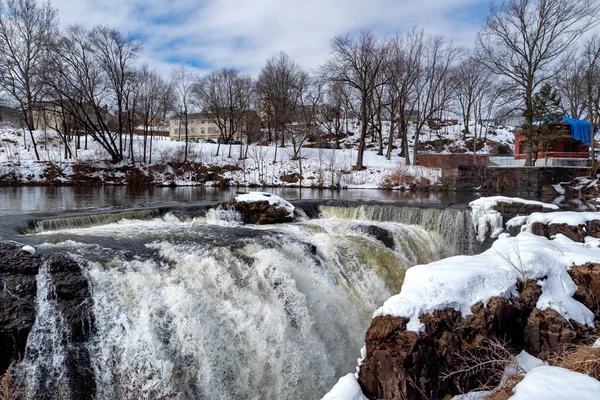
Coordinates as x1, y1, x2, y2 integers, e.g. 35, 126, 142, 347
0, 128, 440, 189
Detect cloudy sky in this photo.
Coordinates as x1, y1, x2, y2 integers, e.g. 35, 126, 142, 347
50, 0, 490, 76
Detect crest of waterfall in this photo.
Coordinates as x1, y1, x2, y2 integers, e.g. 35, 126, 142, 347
17, 203, 458, 399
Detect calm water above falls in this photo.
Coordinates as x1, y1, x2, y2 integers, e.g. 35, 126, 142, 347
0, 186, 476, 216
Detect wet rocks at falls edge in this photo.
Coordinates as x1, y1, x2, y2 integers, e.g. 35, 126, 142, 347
0, 243, 39, 374
0, 243, 96, 399
357, 264, 600, 400
44, 253, 96, 400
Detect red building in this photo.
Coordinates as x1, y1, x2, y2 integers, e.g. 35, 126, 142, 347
513, 117, 594, 166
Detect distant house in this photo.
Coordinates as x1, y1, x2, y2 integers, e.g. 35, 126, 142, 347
169, 111, 262, 143
0, 106, 22, 126
513, 117, 596, 166
392, 110, 419, 125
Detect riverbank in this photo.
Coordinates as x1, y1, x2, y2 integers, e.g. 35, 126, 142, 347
0, 127, 440, 190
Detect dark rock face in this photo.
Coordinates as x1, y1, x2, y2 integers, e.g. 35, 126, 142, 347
44, 253, 96, 400
0, 244, 96, 399
569, 263, 600, 321
352, 225, 396, 250
0, 243, 41, 374
530, 221, 600, 243
530, 222, 587, 242
493, 201, 553, 220
358, 276, 599, 400
229, 199, 293, 224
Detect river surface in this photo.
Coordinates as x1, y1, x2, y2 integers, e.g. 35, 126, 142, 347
0, 186, 479, 216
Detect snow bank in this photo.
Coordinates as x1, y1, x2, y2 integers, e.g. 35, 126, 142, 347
469, 197, 559, 242
375, 232, 598, 332
234, 192, 295, 218
321, 374, 367, 400
526, 211, 600, 227
509, 366, 600, 399
506, 211, 600, 236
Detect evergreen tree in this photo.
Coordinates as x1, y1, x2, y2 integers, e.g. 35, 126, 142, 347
529, 84, 565, 165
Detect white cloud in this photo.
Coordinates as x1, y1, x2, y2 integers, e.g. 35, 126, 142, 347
50, 0, 488, 77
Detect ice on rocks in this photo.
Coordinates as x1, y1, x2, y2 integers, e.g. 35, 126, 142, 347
469, 196, 558, 242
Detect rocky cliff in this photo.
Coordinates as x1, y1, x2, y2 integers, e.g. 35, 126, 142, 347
357, 263, 600, 400
0, 244, 96, 399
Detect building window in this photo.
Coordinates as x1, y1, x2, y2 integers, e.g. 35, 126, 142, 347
175, 128, 179, 135
201, 127, 205, 134
208, 127, 216, 134
191, 127, 195, 134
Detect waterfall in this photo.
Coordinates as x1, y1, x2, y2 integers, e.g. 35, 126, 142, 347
15, 202, 465, 399
318, 204, 474, 256
27, 209, 161, 234
19, 262, 70, 400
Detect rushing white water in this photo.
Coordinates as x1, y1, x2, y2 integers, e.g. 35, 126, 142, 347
20, 262, 71, 399
20, 203, 470, 399
318, 204, 474, 256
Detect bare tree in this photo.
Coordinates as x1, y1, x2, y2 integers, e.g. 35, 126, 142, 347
257, 52, 306, 163
137, 65, 170, 163
323, 30, 387, 169
555, 56, 587, 120
88, 25, 142, 160
192, 67, 253, 158
289, 73, 319, 184
581, 35, 600, 166
411, 35, 461, 164
386, 30, 425, 164
477, 0, 600, 166
453, 54, 490, 139
0, 0, 58, 161
316, 81, 346, 149
171, 64, 196, 163
46, 26, 122, 162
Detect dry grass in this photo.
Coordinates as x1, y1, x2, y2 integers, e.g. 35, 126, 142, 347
553, 340, 600, 380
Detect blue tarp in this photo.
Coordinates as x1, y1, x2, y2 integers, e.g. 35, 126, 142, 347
562, 116, 597, 147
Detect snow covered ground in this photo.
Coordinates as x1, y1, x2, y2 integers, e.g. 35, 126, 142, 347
0, 118, 519, 188
0, 126, 440, 188
375, 232, 598, 332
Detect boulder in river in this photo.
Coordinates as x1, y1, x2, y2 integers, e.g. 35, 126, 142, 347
229, 192, 295, 224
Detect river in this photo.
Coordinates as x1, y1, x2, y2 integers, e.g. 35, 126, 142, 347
0, 187, 578, 399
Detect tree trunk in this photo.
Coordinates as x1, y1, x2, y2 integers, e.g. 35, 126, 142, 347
355, 94, 368, 170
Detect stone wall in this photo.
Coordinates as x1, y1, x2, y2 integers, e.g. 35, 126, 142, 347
418, 154, 489, 168
441, 166, 588, 194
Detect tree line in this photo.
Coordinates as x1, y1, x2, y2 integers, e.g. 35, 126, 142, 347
0, 0, 599, 168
